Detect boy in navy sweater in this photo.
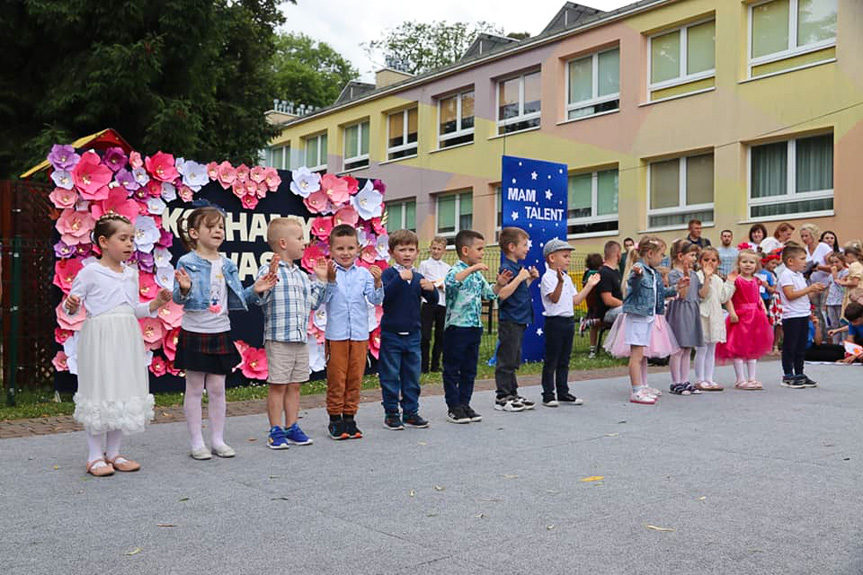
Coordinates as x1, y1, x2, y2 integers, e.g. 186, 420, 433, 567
379, 229, 439, 430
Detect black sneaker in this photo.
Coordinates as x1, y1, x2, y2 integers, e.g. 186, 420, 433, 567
494, 396, 525, 412
328, 419, 349, 440
446, 405, 471, 424
558, 392, 584, 406
403, 412, 429, 428
464, 405, 482, 422
383, 413, 404, 431
797, 375, 818, 388
344, 418, 363, 439
516, 395, 536, 410
780, 375, 806, 389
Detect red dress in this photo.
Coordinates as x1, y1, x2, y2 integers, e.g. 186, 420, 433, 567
716, 277, 774, 362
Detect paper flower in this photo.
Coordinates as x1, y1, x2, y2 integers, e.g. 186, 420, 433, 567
217, 161, 236, 189
264, 167, 281, 191
163, 328, 180, 361
52, 351, 69, 372
138, 317, 164, 350
153, 247, 172, 267
158, 228, 173, 249
368, 302, 384, 332
181, 160, 209, 191
256, 181, 268, 199
49, 187, 78, 209
177, 185, 194, 202
244, 179, 259, 197
361, 245, 378, 264
91, 187, 139, 222
241, 194, 259, 210
373, 179, 386, 196
102, 147, 128, 172
321, 173, 349, 206
375, 234, 390, 260
72, 150, 113, 199
308, 313, 325, 344
158, 300, 183, 330
368, 327, 381, 360
239, 347, 268, 380
56, 302, 86, 331
138, 271, 158, 301
145, 180, 162, 197
137, 251, 155, 273
370, 217, 386, 236
165, 359, 182, 376
51, 169, 74, 190
145, 152, 180, 183
206, 161, 219, 180
129, 151, 143, 169
303, 190, 329, 214
290, 167, 320, 198
149, 355, 167, 376
115, 168, 140, 191
235, 164, 250, 184
310, 216, 334, 240
357, 227, 371, 248
147, 196, 166, 215
133, 216, 160, 253
334, 205, 359, 228
308, 335, 326, 372
132, 167, 150, 187
343, 175, 360, 194
351, 181, 384, 220
161, 182, 177, 202
48, 144, 81, 171
231, 182, 245, 200
234, 340, 251, 356
53, 258, 83, 294
154, 264, 174, 289
249, 166, 266, 184
56, 209, 95, 246
300, 242, 327, 273
312, 307, 327, 332
75, 243, 93, 258
54, 328, 73, 345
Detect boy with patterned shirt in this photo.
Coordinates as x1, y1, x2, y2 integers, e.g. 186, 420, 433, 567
443, 230, 529, 424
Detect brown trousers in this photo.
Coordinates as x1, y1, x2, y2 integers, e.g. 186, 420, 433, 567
325, 339, 368, 416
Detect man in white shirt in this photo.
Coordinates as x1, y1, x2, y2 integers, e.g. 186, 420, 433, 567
418, 237, 451, 372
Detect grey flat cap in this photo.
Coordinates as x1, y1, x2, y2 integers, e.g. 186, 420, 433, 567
543, 238, 575, 258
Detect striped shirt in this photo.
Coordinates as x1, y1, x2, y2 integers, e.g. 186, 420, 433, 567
255, 262, 325, 343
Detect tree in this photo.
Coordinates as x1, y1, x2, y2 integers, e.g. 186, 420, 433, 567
0, 0, 291, 179
363, 21, 504, 76
270, 33, 358, 109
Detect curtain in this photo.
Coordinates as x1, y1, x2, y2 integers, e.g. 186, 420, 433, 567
687, 20, 715, 75
437, 196, 456, 233
751, 142, 787, 198
407, 109, 418, 144
567, 174, 592, 219
650, 159, 680, 209
523, 72, 542, 115
404, 202, 416, 231
305, 138, 318, 167
458, 192, 473, 232
686, 154, 714, 205
598, 49, 620, 97
461, 92, 475, 129
796, 135, 833, 193
359, 122, 369, 156
568, 57, 593, 104
597, 170, 619, 216
345, 125, 358, 158
388, 113, 404, 148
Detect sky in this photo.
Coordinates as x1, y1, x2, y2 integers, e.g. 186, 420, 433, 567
279, 0, 633, 82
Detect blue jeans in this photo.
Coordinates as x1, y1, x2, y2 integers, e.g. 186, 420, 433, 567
378, 330, 422, 415
442, 326, 482, 408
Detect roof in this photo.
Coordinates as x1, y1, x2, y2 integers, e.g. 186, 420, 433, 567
20, 128, 133, 179
460, 33, 520, 61
334, 81, 377, 106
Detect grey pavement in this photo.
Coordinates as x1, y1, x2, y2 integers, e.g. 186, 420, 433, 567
2, 361, 862, 575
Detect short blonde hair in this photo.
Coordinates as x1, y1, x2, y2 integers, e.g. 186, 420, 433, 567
267, 217, 303, 250
430, 236, 447, 248
800, 222, 821, 241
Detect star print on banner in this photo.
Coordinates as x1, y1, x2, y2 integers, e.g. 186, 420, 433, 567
511, 211, 519, 221
545, 190, 553, 200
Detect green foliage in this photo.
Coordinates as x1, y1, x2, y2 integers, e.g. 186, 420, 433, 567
271, 33, 358, 109
363, 20, 504, 76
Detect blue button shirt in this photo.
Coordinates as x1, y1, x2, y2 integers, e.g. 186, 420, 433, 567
498, 258, 533, 324
322, 263, 384, 341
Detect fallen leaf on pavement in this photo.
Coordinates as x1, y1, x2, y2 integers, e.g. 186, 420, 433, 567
247, 438, 257, 442
580, 476, 604, 482
53, 465, 59, 470
645, 525, 675, 532
433, 485, 445, 492
475, 513, 485, 519
427, 512, 438, 517
546, 525, 555, 530
503, 474, 519, 479
178, 497, 189, 502
409, 489, 416, 497
417, 442, 427, 446
604, 433, 619, 437
697, 496, 707, 501
157, 524, 176, 528
125, 547, 142, 556
271, 497, 290, 501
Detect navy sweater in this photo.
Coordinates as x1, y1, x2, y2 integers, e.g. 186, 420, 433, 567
380, 267, 439, 334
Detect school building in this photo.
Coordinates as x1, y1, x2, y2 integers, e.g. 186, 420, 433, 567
265, 0, 863, 251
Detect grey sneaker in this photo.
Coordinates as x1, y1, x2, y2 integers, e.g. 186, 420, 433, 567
190, 447, 212, 460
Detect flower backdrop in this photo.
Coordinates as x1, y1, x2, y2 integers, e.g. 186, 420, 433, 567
47, 143, 388, 383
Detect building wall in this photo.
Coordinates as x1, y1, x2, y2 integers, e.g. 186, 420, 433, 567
269, 0, 863, 251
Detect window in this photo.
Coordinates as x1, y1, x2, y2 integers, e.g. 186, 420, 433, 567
386, 200, 416, 232
566, 169, 619, 235
304, 133, 327, 171
387, 108, 418, 160
495, 186, 503, 240
436, 191, 473, 242
648, 153, 714, 229
567, 48, 620, 120
749, 0, 837, 76
649, 19, 715, 94
749, 134, 833, 219
265, 146, 289, 170
438, 90, 475, 148
497, 70, 541, 134
343, 121, 369, 171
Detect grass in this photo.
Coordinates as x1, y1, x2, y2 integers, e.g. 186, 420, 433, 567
1, 329, 625, 422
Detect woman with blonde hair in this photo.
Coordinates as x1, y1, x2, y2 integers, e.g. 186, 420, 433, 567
799, 222, 833, 328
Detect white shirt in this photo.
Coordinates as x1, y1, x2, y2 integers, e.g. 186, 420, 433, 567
760, 237, 783, 254
69, 262, 156, 319
541, 268, 575, 317
418, 257, 450, 307
182, 259, 230, 333
806, 242, 833, 284
779, 268, 810, 319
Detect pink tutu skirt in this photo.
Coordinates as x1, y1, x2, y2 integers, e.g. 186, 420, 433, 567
716, 304, 774, 362
603, 313, 680, 359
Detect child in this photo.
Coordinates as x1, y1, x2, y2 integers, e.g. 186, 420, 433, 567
540, 239, 600, 407
777, 246, 825, 389
757, 251, 782, 355
579, 253, 604, 338
825, 252, 847, 344
418, 236, 450, 373
716, 250, 774, 390
494, 227, 540, 412
443, 230, 527, 424
254, 218, 327, 449
379, 229, 438, 430
666, 239, 703, 395
831, 302, 863, 364
174, 205, 277, 460
693, 247, 731, 391
605, 236, 683, 405
838, 244, 863, 314
65, 214, 172, 476
322, 224, 383, 439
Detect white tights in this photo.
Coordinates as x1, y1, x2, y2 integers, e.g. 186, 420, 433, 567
86, 430, 123, 464
733, 359, 758, 383
184, 370, 227, 450
669, 348, 693, 384
694, 343, 717, 383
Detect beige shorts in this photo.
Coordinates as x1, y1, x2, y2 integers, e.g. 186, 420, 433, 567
265, 341, 310, 384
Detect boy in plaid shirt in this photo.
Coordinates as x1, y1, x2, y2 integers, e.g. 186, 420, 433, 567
255, 218, 327, 449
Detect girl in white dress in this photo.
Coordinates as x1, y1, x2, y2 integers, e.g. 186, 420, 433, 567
693, 248, 733, 391
65, 214, 172, 477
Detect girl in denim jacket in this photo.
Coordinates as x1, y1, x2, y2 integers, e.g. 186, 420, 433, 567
173, 206, 277, 460
605, 236, 687, 405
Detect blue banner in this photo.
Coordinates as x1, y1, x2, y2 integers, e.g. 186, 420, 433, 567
501, 155, 569, 362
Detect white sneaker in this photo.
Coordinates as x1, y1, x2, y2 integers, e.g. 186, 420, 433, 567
629, 388, 657, 405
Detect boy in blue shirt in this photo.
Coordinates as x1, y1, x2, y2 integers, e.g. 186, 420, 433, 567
494, 227, 539, 412
379, 229, 439, 430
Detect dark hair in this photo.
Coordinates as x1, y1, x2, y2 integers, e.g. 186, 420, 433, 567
603, 240, 621, 259
499, 227, 529, 252
749, 223, 768, 243
329, 224, 358, 244
388, 229, 418, 251
93, 214, 133, 257
180, 207, 225, 250
623, 237, 634, 245
688, 219, 702, 228
782, 245, 806, 264
585, 253, 603, 270
820, 230, 839, 252
455, 230, 483, 257
670, 238, 698, 260
845, 302, 863, 323
721, 229, 733, 236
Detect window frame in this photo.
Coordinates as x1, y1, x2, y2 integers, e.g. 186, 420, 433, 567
565, 47, 620, 121
495, 69, 542, 135
342, 120, 370, 171
566, 168, 620, 238
386, 108, 418, 161
435, 190, 473, 241
266, 145, 290, 170
646, 153, 715, 232
386, 199, 417, 232
304, 132, 327, 172
437, 89, 475, 148
747, 0, 837, 77
647, 17, 716, 92
746, 134, 835, 222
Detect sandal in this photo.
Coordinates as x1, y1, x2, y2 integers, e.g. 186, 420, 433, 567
747, 379, 763, 390
684, 382, 702, 395
669, 383, 691, 395
734, 380, 760, 391
86, 458, 115, 477
702, 381, 724, 391
106, 455, 141, 472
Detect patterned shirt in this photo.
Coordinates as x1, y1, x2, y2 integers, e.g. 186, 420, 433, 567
445, 260, 497, 328
255, 261, 325, 343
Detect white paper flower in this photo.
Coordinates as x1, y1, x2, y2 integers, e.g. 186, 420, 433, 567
312, 307, 327, 332
134, 216, 161, 253
375, 234, 389, 260
132, 167, 150, 187
357, 227, 371, 248
161, 182, 177, 202
155, 264, 175, 290
51, 169, 75, 190
367, 301, 381, 332
181, 160, 209, 191
351, 180, 384, 220
290, 167, 321, 198
307, 335, 326, 372
147, 196, 166, 215
153, 247, 172, 267
63, 333, 79, 376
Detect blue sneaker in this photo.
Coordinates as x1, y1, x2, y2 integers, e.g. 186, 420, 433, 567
284, 423, 313, 446
267, 426, 289, 450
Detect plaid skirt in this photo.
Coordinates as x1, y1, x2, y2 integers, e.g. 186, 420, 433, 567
174, 329, 241, 375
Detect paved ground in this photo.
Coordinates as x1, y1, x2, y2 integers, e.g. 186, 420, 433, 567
2, 361, 862, 575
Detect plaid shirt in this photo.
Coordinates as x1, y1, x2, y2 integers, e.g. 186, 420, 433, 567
255, 262, 325, 343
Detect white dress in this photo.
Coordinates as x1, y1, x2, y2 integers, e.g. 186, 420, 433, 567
697, 271, 733, 344
68, 263, 155, 434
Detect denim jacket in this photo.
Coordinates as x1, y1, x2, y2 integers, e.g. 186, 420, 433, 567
621, 263, 677, 317
172, 251, 255, 312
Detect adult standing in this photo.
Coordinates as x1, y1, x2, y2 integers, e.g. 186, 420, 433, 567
747, 223, 768, 252
760, 222, 795, 254
716, 230, 739, 278
800, 223, 833, 329
686, 219, 711, 248
593, 241, 623, 359
619, 237, 634, 275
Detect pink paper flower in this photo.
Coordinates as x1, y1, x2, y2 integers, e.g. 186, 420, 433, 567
303, 190, 329, 214
54, 328, 73, 345
129, 151, 144, 169
370, 217, 386, 236
334, 205, 359, 227
234, 340, 251, 356
165, 359, 182, 376
240, 347, 268, 380
163, 328, 180, 361
310, 216, 334, 240
368, 327, 381, 360
206, 161, 219, 180
102, 147, 128, 172
149, 355, 167, 376
235, 164, 250, 184
53, 258, 84, 294
342, 175, 360, 194
217, 161, 236, 189
146, 180, 163, 197
139, 317, 164, 350
308, 313, 325, 344
264, 167, 280, 192
55, 209, 95, 246
138, 272, 158, 301
145, 152, 180, 183
72, 150, 113, 199
231, 182, 245, 200
244, 179, 258, 197
91, 186, 139, 222
56, 302, 86, 331
241, 194, 259, 210
373, 179, 386, 196
249, 166, 266, 184
300, 242, 327, 273
321, 174, 349, 206
256, 181, 268, 199
52, 351, 69, 372
49, 187, 78, 209
158, 300, 183, 330
361, 245, 378, 264
177, 185, 194, 202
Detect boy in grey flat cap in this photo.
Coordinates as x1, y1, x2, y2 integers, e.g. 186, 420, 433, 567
539, 238, 601, 407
